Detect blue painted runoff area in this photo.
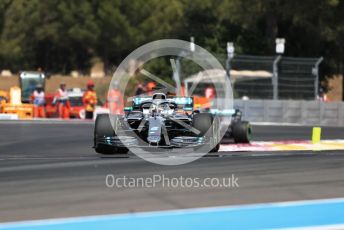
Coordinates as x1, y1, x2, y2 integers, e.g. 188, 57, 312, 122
1, 198, 344, 230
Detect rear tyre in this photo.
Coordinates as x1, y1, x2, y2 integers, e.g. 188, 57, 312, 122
193, 113, 220, 153
211, 143, 220, 152
94, 114, 128, 154
232, 121, 252, 143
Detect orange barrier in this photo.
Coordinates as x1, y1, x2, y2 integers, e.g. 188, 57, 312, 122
2, 104, 34, 119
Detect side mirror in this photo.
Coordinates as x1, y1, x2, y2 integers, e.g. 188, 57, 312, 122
124, 107, 132, 115
124, 107, 133, 112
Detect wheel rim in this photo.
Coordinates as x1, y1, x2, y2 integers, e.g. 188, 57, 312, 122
247, 124, 252, 141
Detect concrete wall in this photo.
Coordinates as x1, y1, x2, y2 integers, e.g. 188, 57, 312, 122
233, 100, 344, 126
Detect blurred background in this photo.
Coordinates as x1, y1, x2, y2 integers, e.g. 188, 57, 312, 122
1, 1, 344, 227
0, 0, 343, 101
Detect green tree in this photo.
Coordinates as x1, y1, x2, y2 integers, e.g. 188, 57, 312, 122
0, 0, 344, 94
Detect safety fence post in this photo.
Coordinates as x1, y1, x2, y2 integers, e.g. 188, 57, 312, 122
273, 55, 282, 100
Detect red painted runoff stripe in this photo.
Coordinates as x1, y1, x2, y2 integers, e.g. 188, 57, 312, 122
220, 140, 344, 152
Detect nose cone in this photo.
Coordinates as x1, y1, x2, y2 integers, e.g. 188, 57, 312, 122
147, 135, 161, 144
147, 117, 163, 144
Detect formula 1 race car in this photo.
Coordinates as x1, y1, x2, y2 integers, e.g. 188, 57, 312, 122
94, 93, 251, 154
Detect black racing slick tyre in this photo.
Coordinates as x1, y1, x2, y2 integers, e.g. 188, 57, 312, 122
193, 113, 220, 153
232, 121, 252, 143
193, 113, 212, 136
95, 114, 114, 137
94, 114, 128, 154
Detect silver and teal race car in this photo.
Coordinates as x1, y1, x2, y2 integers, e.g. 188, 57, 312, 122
94, 93, 251, 154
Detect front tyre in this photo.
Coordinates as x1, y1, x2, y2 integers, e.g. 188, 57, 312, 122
94, 114, 128, 154
193, 113, 220, 153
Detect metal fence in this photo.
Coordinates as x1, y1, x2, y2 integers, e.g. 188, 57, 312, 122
181, 53, 323, 101
230, 55, 275, 99
228, 55, 323, 100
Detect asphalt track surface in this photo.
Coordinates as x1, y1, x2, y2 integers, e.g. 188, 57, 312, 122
0, 121, 344, 222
